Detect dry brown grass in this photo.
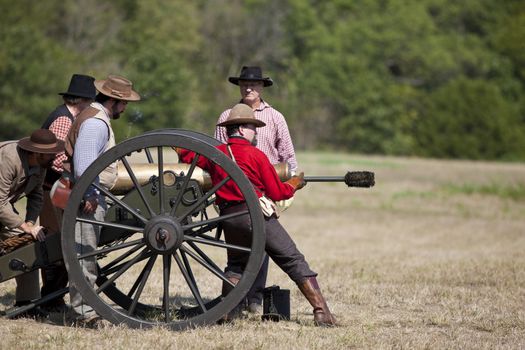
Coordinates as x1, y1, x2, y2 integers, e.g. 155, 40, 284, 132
1, 153, 524, 349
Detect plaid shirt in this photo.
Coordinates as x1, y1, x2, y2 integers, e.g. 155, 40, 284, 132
48, 115, 73, 174
215, 100, 298, 173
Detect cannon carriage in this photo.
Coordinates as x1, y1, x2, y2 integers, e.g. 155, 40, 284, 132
0, 129, 373, 329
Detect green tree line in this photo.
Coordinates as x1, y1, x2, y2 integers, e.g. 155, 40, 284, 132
1, 0, 524, 160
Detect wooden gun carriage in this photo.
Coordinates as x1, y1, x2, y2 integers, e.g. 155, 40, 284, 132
0, 129, 373, 329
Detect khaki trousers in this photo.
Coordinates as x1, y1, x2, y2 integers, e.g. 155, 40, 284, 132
69, 204, 105, 319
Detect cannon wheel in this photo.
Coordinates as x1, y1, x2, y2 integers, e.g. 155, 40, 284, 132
61, 130, 265, 330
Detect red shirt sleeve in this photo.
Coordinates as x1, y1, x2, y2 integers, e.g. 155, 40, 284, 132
253, 149, 295, 201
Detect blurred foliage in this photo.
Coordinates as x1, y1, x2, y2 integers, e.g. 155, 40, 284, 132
0, 0, 523, 160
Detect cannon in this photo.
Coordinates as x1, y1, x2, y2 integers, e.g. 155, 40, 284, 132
0, 129, 374, 329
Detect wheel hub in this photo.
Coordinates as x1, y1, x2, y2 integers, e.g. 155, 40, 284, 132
143, 215, 184, 254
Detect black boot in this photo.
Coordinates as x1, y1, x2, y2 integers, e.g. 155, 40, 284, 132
40, 262, 68, 312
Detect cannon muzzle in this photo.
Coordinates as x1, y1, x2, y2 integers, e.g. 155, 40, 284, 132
276, 162, 375, 188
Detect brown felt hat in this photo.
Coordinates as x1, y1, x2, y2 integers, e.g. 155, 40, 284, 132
217, 104, 266, 127
18, 129, 65, 154
94, 74, 141, 101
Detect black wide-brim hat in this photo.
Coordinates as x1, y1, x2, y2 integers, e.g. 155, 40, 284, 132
59, 74, 96, 99
18, 129, 65, 154
228, 66, 273, 87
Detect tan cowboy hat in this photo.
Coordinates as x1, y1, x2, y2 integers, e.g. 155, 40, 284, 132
18, 129, 65, 154
217, 104, 266, 127
94, 74, 141, 101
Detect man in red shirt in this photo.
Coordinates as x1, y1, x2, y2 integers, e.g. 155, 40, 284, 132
179, 104, 337, 326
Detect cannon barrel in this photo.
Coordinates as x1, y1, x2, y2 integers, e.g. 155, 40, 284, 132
111, 161, 294, 194
111, 162, 213, 194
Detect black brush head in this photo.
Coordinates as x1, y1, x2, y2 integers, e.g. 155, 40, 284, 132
344, 171, 375, 187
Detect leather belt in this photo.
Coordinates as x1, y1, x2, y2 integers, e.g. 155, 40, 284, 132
218, 201, 245, 211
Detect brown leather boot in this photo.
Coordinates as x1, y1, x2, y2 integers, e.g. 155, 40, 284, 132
297, 276, 338, 327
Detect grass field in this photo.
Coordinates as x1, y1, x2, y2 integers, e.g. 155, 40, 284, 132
1, 152, 524, 349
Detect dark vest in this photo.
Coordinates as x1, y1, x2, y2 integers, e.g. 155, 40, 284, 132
41, 104, 74, 187
41, 104, 74, 129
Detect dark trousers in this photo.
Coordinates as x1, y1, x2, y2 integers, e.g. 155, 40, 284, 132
246, 254, 269, 305
40, 263, 68, 305
221, 203, 316, 285
40, 189, 68, 305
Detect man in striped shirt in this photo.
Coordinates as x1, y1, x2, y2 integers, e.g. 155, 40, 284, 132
39, 74, 96, 312
215, 66, 299, 314
62, 75, 140, 327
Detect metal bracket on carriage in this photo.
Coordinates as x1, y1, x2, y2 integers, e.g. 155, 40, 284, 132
8, 258, 31, 272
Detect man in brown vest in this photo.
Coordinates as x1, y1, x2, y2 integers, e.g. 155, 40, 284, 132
0, 129, 64, 318
61, 74, 141, 327
39, 74, 96, 312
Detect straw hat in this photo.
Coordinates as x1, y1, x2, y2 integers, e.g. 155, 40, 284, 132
217, 104, 266, 127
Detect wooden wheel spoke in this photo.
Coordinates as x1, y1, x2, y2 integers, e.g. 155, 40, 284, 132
174, 251, 207, 313
157, 146, 165, 214
180, 245, 234, 287
93, 182, 149, 224
185, 235, 251, 253
163, 254, 171, 322
120, 157, 156, 218
76, 217, 143, 234
96, 249, 150, 292
78, 239, 144, 260
182, 210, 249, 232
98, 242, 147, 274
144, 147, 154, 164
170, 154, 200, 216
128, 255, 157, 316
101, 250, 152, 277
185, 241, 224, 276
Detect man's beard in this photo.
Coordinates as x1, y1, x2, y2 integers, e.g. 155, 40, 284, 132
251, 135, 257, 146
112, 104, 121, 119
38, 155, 54, 168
